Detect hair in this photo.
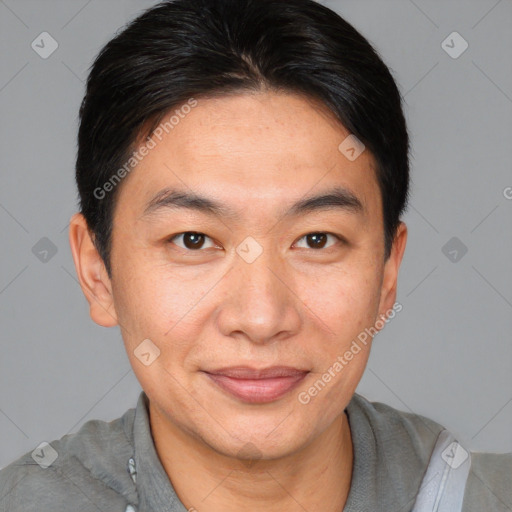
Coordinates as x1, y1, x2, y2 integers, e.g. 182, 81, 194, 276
75, 0, 410, 278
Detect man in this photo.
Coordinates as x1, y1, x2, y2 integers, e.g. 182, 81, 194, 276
1, 0, 510, 510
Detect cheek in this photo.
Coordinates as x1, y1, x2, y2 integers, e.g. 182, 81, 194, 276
112, 261, 217, 382
114, 266, 202, 400
295, 269, 379, 423
113, 257, 195, 332
297, 262, 381, 342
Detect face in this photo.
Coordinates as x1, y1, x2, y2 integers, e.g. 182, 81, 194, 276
69, 91, 406, 461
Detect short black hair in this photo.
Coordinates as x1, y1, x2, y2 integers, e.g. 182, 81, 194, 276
75, 0, 410, 278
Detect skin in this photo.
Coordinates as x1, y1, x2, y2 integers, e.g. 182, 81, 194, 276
69, 90, 407, 511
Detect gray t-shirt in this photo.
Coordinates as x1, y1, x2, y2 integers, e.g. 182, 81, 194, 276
0, 391, 510, 511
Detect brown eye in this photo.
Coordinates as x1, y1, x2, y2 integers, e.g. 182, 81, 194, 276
295, 232, 340, 250
307, 233, 328, 249
169, 232, 215, 250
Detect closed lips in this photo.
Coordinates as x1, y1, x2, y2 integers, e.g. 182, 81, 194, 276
204, 366, 309, 379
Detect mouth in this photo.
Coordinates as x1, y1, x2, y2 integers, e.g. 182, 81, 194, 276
202, 366, 309, 404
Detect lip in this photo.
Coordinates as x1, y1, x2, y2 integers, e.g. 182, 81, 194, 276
203, 366, 309, 404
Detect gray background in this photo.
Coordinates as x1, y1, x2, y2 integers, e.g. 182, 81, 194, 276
1, 0, 511, 470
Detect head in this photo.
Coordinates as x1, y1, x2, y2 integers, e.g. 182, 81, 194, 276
70, 0, 408, 462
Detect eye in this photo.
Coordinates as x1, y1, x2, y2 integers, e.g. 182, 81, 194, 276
168, 232, 217, 251
294, 232, 342, 250
167, 231, 344, 252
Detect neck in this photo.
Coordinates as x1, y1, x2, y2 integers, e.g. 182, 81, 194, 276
149, 404, 353, 512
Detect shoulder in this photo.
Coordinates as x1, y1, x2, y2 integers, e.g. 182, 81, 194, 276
463, 451, 512, 511
0, 404, 138, 511
348, 393, 512, 511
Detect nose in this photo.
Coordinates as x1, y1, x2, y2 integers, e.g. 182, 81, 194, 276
215, 241, 302, 345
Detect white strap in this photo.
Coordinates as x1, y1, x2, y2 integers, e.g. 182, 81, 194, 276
411, 429, 472, 512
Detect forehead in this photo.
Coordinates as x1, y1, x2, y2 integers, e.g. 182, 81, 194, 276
115, 91, 381, 222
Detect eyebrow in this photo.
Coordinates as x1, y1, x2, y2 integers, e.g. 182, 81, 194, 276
140, 185, 364, 221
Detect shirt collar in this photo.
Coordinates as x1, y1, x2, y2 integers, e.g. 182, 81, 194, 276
343, 393, 383, 510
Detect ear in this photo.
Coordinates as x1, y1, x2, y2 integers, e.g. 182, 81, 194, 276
68, 213, 119, 327
376, 222, 407, 326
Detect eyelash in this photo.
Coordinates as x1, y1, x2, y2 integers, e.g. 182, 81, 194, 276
167, 231, 345, 252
